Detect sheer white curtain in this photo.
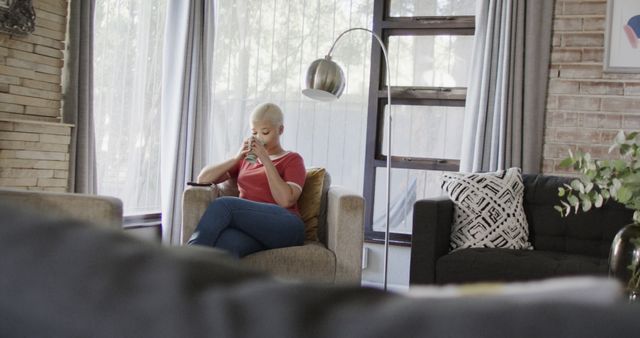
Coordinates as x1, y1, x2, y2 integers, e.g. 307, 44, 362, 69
206, 0, 373, 194
94, 0, 167, 215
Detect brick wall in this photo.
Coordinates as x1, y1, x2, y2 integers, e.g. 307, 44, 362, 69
0, 0, 70, 191
543, 0, 640, 175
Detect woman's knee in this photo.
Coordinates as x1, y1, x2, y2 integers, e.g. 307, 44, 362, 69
213, 196, 237, 206
208, 196, 238, 212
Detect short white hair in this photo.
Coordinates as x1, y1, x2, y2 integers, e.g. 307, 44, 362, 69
250, 103, 283, 127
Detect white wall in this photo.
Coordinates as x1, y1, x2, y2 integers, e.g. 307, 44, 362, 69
361, 242, 411, 291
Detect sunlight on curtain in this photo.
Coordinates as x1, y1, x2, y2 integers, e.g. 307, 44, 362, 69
207, 0, 373, 194
94, 0, 167, 215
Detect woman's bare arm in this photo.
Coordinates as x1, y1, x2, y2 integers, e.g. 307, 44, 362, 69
261, 159, 302, 208
196, 138, 251, 184
196, 158, 238, 184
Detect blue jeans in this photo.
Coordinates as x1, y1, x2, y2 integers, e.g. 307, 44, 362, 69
188, 196, 305, 258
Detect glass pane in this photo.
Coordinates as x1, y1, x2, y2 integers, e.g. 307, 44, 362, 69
208, 0, 374, 194
386, 35, 473, 87
372, 168, 447, 234
389, 0, 476, 17
94, 0, 167, 215
381, 105, 463, 160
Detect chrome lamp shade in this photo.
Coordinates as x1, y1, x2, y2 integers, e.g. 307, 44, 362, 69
302, 56, 346, 101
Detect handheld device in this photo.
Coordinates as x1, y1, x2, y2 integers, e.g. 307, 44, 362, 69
186, 182, 212, 187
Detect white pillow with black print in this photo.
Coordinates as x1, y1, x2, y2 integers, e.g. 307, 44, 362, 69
441, 167, 533, 252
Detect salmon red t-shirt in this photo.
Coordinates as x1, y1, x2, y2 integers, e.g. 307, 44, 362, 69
228, 151, 306, 215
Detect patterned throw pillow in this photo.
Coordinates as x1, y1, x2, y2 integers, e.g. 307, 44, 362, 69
441, 167, 533, 251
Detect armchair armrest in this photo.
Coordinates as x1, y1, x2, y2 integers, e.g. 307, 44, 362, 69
0, 188, 122, 229
410, 197, 453, 285
326, 186, 364, 284
181, 185, 220, 244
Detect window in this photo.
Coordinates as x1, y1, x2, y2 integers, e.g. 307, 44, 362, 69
207, 0, 374, 193
94, 0, 167, 216
364, 0, 475, 243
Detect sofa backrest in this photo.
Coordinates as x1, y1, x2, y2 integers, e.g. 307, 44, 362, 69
522, 174, 633, 258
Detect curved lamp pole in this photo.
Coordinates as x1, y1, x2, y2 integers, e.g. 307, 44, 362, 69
302, 28, 393, 291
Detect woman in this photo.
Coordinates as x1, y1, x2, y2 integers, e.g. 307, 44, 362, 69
188, 103, 306, 258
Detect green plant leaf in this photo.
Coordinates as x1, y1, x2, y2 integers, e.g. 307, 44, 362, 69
567, 194, 579, 207
561, 201, 571, 217
613, 160, 627, 172
627, 173, 640, 184
616, 130, 626, 144
554, 205, 563, 215
594, 193, 604, 208
557, 130, 640, 223
617, 186, 633, 203
559, 157, 574, 169
613, 178, 622, 189
584, 182, 594, 192
571, 180, 585, 193
620, 143, 631, 156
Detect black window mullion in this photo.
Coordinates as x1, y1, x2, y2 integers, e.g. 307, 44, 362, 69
363, 0, 470, 244
384, 27, 474, 36
373, 158, 461, 171
380, 87, 468, 101
383, 16, 475, 30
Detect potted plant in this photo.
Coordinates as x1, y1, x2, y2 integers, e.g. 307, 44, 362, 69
556, 130, 640, 301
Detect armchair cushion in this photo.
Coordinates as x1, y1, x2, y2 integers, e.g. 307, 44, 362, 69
297, 167, 328, 241
243, 241, 335, 282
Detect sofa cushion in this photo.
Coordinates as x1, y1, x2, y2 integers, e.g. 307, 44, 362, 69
435, 248, 608, 284
242, 241, 335, 282
441, 168, 532, 251
521, 174, 633, 258
298, 167, 327, 241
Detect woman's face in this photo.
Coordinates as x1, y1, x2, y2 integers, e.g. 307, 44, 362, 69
251, 119, 282, 150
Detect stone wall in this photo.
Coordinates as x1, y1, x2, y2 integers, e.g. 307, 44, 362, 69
543, 0, 640, 175
0, 0, 70, 191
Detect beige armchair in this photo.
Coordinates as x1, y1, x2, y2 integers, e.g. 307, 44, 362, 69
181, 169, 364, 284
0, 188, 123, 229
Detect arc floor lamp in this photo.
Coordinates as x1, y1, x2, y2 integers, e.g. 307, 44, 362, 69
302, 27, 393, 290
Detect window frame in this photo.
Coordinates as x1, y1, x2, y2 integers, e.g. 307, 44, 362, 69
363, 0, 475, 245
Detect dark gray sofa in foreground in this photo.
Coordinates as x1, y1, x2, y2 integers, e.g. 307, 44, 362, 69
2, 199, 640, 338
410, 174, 634, 285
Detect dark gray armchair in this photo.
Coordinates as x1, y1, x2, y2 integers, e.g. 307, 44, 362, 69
410, 174, 634, 285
